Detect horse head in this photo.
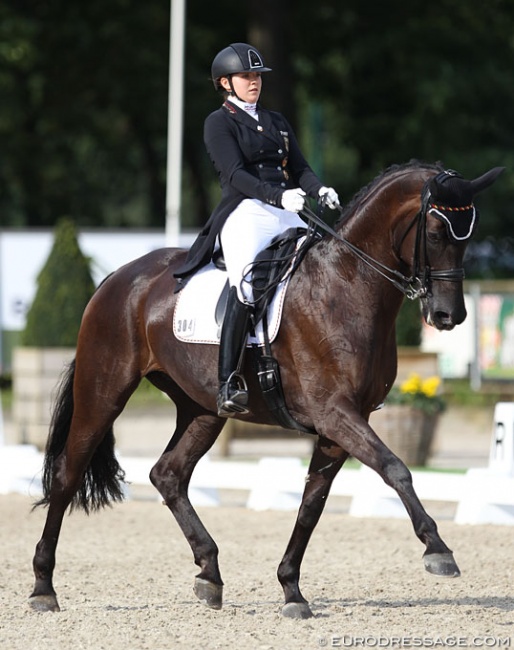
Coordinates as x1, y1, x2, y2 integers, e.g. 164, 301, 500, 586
418, 166, 504, 331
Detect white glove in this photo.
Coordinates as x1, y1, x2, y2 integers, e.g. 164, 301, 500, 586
281, 188, 306, 213
318, 186, 340, 209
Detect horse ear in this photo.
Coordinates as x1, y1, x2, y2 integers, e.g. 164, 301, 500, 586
470, 167, 505, 196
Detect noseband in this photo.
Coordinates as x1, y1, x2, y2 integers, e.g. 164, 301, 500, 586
301, 182, 465, 301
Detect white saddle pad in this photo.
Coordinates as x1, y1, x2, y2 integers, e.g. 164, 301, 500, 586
173, 262, 291, 346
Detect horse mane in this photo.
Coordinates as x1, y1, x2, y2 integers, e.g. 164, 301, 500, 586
335, 159, 445, 227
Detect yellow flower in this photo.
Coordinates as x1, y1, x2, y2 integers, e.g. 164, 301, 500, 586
387, 373, 445, 414
421, 376, 441, 398
400, 373, 422, 395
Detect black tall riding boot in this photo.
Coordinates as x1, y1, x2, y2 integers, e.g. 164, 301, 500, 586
217, 286, 250, 416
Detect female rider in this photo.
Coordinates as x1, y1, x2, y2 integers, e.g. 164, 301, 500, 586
174, 42, 340, 416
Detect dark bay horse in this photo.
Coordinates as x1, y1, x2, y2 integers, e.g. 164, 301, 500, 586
30, 161, 503, 618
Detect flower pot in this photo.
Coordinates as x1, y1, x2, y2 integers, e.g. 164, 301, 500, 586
370, 405, 439, 467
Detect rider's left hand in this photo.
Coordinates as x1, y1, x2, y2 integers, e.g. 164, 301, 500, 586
318, 186, 340, 210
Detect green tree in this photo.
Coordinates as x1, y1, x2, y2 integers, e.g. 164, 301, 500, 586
0, 0, 170, 228
396, 299, 422, 347
22, 219, 95, 347
1, 0, 514, 248
293, 0, 514, 238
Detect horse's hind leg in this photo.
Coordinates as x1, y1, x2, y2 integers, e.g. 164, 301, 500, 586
30, 429, 118, 612
149, 398, 226, 610
277, 436, 349, 619
30, 357, 139, 612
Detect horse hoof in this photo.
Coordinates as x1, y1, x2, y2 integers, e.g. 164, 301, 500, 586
28, 594, 61, 612
193, 577, 223, 610
282, 602, 314, 619
424, 552, 461, 578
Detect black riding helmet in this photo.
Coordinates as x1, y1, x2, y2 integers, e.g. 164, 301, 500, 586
211, 43, 272, 91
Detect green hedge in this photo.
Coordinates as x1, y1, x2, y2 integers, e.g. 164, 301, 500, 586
396, 298, 422, 347
22, 219, 95, 347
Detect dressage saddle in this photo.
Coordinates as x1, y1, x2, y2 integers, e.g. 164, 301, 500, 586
214, 227, 317, 435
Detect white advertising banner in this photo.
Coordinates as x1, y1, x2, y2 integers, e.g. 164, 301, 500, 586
0, 230, 174, 331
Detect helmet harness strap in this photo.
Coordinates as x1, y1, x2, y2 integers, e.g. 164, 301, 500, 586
227, 75, 242, 101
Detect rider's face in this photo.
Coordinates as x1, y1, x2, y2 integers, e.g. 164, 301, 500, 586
221, 72, 262, 103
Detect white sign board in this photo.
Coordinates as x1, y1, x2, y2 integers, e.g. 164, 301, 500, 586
0, 229, 195, 331
421, 295, 475, 378
490, 402, 514, 476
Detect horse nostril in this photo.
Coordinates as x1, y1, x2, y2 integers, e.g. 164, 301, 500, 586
434, 311, 455, 330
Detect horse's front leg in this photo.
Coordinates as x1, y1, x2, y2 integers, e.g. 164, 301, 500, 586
329, 405, 460, 578
277, 436, 349, 619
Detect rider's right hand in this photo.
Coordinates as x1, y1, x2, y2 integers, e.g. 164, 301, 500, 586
281, 188, 306, 213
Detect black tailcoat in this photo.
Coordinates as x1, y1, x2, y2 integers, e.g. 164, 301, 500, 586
174, 101, 323, 285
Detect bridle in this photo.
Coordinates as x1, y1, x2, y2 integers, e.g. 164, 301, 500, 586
301, 182, 466, 301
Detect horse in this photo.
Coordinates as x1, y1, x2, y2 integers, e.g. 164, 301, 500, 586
29, 160, 503, 619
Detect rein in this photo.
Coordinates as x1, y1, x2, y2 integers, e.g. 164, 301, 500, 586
301, 185, 465, 300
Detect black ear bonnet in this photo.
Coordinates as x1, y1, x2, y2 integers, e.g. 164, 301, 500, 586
427, 170, 477, 241
427, 167, 505, 242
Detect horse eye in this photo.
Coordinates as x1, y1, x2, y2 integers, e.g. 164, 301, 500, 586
427, 228, 445, 242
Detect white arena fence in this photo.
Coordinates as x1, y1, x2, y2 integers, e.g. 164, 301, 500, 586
1, 403, 513, 526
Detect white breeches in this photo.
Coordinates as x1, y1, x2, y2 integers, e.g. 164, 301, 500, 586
220, 198, 307, 302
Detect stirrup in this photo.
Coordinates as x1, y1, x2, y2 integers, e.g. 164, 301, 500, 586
217, 373, 249, 417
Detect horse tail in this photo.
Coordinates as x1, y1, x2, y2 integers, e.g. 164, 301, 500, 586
34, 359, 126, 514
